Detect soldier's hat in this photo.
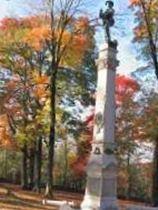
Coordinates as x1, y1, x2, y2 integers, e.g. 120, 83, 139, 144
105, 0, 114, 7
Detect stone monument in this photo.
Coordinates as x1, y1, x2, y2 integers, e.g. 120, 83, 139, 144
81, 1, 119, 210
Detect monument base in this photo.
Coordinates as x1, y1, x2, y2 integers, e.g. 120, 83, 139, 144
81, 195, 118, 210
81, 153, 118, 210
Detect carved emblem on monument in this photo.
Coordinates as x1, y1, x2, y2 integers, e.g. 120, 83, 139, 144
94, 147, 101, 155
95, 112, 104, 133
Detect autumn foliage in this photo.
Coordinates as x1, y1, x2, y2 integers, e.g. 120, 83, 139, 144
0, 14, 93, 148
70, 75, 140, 177
0, 9, 96, 194
116, 75, 139, 105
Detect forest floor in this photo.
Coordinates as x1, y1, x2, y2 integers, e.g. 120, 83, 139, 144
0, 183, 149, 210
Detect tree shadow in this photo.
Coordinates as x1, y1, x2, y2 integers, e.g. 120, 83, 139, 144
0, 197, 57, 210
0, 184, 83, 209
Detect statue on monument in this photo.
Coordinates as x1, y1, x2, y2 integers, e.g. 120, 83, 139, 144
99, 0, 115, 45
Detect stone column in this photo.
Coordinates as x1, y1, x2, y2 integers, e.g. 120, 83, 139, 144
81, 41, 119, 210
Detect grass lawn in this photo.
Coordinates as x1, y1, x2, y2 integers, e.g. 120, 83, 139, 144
0, 184, 148, 210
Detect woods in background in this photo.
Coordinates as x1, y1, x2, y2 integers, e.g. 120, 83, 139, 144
0, 0, 158, 207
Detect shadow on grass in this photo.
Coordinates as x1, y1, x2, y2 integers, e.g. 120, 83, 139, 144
0, 197, 57, 210
0, 197, 43, 209
0, 183, 82, 210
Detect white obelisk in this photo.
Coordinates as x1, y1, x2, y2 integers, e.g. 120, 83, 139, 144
81, 40, 119, 210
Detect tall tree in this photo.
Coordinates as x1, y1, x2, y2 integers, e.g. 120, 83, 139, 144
130, 0, 158, 78
0, 17, 49, 190
116, 75, 140, 199
0, 11, 95, 195
133, 93, 158, 205
130, 0, 158, 205
39, 0, 94, 197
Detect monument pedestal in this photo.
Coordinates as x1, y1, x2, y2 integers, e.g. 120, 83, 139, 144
81, 153, 118, 210
81, 42, 119, 210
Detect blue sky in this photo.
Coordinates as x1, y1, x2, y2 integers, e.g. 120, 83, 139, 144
0, 0, 141, 75
0, 0, 25, 18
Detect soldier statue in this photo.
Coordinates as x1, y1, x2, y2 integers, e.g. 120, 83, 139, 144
99, 0, 115, 44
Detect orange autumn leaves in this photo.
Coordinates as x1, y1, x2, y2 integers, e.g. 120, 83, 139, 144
33, 73, 49, 100
0, 114, 14, 148
130, 0, 140, 5
116, 75, 139, 105
23, 26, 50, 50
130, 0, 158, 6
22, 16, 90, 67
0, 15, 90, 66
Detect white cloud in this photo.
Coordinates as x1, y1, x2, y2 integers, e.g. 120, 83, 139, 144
0, 0, 9, 19
0, 0, 36, 19
117, 38, 139, 75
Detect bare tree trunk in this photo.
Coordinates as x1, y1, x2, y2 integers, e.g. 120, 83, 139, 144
45, 68, 57, 197
62, 138, 68, 187
152, 139, 158, 206
127, 152, 132, 199
4, 149, 8, 180
140, 2, 158, 205
34, 137, 42, 193
140, 0, 158, 79
21, 144, 28, 189
28, 147, 35, 190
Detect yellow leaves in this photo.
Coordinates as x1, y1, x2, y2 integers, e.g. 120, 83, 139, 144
34, 99, 50, 135
131, 0, 158, 41
15, 131, 27, 145
67, 152, 77, 166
